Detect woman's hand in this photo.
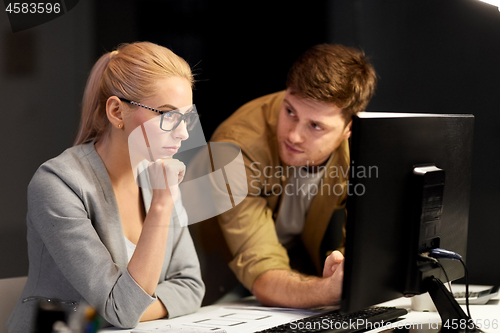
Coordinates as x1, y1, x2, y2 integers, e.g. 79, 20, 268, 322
147, 158, 186, 204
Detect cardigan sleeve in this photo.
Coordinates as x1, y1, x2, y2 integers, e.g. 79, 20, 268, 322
155, 228, 205, 318
155, 194, 205, 318
27, 162, 156, 328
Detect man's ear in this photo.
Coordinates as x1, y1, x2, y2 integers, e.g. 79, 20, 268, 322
342, 121, 352, 139
105, 96, 123, 129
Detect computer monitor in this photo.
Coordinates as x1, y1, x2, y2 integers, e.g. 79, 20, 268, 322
340, 112, 474, 321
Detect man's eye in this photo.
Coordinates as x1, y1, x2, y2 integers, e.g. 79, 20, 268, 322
286, 108, 295, 116
311, 123, 323, 131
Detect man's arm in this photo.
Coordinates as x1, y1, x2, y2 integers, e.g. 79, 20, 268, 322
252, 251, 344, 308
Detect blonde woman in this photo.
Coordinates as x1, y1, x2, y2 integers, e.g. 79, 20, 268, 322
8, 42, 205, 333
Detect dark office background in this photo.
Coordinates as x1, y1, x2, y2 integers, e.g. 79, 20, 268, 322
1, 0, 499, 304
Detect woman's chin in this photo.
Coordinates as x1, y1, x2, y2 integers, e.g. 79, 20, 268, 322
161, 152, 176, 159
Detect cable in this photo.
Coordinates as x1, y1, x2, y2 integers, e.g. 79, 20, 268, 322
424, 248, 472, 319
419, 253, 452, 291
460, 258, 471, 319
436, 260, 453, 292
428, 248, 462, 261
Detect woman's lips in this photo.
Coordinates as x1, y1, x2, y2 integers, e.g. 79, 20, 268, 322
163, 146, 180, 154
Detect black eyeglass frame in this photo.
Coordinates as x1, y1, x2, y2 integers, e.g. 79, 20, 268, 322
118, 97, 198, 132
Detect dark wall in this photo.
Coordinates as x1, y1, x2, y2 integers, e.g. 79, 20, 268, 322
94, 0, 329, 139
328, 0, 500, 285
0, 0, 94, 278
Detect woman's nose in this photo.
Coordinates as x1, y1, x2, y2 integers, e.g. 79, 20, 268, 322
173, 119, 189, 141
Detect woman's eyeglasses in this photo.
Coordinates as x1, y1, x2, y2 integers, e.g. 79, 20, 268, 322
119, 98, 199, 131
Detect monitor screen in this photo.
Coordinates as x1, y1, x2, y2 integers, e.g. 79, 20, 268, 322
340, 112, 474, 314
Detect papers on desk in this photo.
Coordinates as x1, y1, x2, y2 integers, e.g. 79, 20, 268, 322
131, 326, 226, 333
123, 305, 323, 333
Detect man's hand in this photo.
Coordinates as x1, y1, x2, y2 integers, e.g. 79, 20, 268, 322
324, 251, 345, 305
323, 250, 344, 278
252, 251, 345, 308
323, 251, 345, 305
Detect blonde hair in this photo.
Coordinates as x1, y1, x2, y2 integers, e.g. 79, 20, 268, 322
74, 42, 193, 145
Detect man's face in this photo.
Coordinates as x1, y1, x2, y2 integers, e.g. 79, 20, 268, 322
277, 89, 352, 167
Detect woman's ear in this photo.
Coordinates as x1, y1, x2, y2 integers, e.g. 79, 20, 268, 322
342, 120, 352, 139
105, 96, 124, 129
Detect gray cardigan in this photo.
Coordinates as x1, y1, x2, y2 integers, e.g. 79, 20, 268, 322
7, 143, 205, 333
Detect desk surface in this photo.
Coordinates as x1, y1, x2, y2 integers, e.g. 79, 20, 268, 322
375, 290, 500, 333
100, 285, 500, 333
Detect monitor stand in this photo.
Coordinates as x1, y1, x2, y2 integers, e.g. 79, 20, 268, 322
424, 277, 482, 333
